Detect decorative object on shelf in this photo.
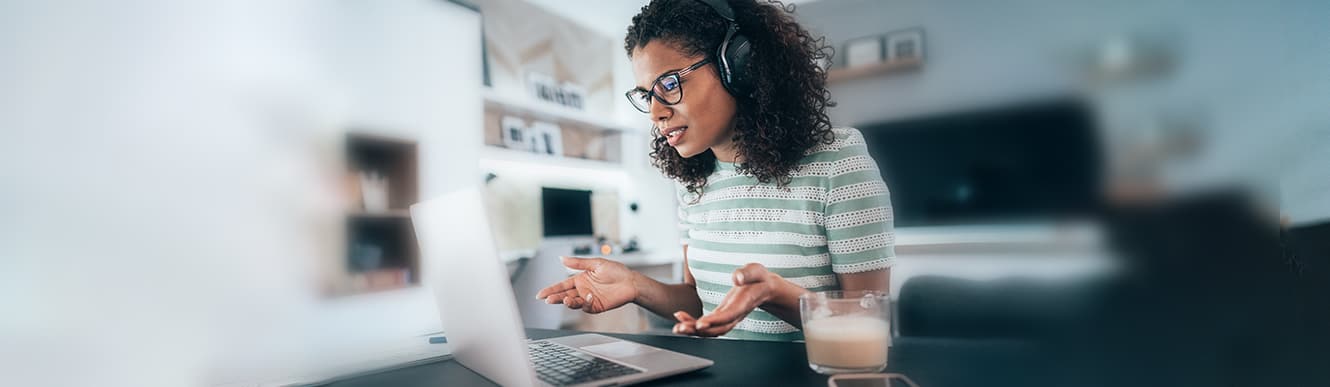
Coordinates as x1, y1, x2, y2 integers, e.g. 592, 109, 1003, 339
528, 121, 563, 156
844, 35, 885, 68
358, 170, 390, 212
885, 28, 925, 65
1080, 31, 1176, 85
349, 242, 384, 272
525, 72, 585, 110
527, 125, 545, 154
556, 81, 586, 110
595, 236, 612, 256
501, 116, 528, 150
621, 237, 640, 253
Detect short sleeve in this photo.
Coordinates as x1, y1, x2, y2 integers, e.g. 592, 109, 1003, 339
823, 129, 895, 274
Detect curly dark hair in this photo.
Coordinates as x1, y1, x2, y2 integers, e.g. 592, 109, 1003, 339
625, 0, 836, 197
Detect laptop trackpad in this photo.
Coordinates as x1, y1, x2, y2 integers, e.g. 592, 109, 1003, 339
580, 341, 661, 359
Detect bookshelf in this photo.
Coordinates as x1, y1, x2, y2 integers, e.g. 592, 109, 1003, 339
335, 133, 420, 295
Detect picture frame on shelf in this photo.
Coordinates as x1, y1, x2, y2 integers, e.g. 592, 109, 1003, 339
501, 116, 528, 150
529, 121, 563, 156
556, 82, 586, 110
526, 71, 556, 102
844, 35, 885, 68
886, 28, 925, 64
528, 125, 546, 154
525, 71, 587, 111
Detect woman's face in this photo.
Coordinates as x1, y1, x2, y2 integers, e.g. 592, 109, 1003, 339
631, 41, 738, 159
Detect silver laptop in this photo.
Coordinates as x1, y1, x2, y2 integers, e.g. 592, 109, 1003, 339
410, 187, 712, 387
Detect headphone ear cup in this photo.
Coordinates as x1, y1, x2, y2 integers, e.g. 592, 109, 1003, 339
721, 32, 754, 96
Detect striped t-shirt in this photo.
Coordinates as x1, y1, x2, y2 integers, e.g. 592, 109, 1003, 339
677, 127, 895, 341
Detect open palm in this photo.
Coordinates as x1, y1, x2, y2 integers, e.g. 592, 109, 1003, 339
535, 256, 637, 314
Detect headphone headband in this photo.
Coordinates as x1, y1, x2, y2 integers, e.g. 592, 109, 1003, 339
692, 0, 753, 97
694, 0, 736, 22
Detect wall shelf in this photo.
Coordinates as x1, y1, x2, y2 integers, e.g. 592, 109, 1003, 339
480, 146, 624, 172
481, 96, 627, 164
827, 58, 922, 84
483, 87, 640, 133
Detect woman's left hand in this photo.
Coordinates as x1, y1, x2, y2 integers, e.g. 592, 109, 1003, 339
672, 263, 793, 337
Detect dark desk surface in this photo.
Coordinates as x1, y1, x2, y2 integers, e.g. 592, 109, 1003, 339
324, 328, 1046, 387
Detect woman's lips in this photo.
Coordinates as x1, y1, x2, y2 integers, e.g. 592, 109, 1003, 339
663, 126, 688, 147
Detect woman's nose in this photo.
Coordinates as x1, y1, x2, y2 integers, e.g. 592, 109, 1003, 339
650, 100, 672, 123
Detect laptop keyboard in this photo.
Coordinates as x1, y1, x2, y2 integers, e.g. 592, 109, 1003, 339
528, 341, 643, 386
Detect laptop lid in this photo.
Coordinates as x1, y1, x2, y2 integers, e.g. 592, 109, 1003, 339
411, 186, 538, 387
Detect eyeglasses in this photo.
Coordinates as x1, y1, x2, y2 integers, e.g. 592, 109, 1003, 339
624, 58, 712, 114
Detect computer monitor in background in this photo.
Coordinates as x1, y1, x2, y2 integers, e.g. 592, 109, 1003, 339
515, 187, 597, 329
541, 187, 594, 237
859, 99, 1104, 227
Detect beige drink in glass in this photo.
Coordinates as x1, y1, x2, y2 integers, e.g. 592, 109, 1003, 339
800, 291, 891, 374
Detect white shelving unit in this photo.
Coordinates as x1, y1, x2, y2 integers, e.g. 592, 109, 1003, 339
480, 87, 646, 179
479, 146, 624, 173
482, 87, 640, 133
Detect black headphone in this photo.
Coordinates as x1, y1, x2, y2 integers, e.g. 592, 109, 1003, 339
694, 0, 753, 97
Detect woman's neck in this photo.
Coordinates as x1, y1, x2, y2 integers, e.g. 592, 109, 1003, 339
711, 140, 740, 163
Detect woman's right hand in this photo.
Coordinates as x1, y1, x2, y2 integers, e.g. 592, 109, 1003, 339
535, 256, 638, 314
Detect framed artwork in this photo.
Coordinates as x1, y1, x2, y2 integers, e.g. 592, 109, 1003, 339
529, 121, 563, 156
525, 72, 587, 111
501, 116, 528, 150
528, 127, 546, 154
844, 35, 885, 68
886, 28, 925, 64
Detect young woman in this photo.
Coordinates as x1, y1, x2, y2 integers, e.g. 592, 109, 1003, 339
536, 0, 895, 341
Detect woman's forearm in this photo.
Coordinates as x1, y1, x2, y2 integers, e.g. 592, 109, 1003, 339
765, 268, 892, 329
759, 277, 811, 329
631, 271, 704, 320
